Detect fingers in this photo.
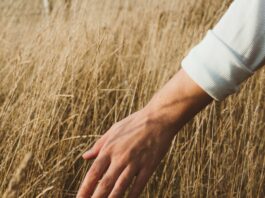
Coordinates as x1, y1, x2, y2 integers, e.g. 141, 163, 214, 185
91, 162, 125, 198
77, 156, 110, 198
108, 164, 137, 198
128, 169, 151, 198
83, 134, 109, 160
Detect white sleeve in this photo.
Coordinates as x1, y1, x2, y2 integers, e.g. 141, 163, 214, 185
181, 0, 265, 101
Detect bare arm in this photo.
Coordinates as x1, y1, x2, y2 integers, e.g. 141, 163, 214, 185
77, 0, 265, 196
76, 69, 212, 198
145, 68, 212, 134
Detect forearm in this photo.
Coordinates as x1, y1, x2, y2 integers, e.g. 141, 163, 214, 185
144, 68, 213, 135
146, 0, 265, 136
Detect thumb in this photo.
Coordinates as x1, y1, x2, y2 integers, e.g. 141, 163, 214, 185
82, 133, 109, 160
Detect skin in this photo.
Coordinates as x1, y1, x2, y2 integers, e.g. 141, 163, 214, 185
76, 69, 213, 198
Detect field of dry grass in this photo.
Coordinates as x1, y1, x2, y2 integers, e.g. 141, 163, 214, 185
0, 0, 264, 197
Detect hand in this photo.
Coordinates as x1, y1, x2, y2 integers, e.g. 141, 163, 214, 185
76, 69, 212, 198
76, 107, 175, 198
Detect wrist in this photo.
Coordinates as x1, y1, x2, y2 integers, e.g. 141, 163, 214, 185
142, 69, 213, 135
144, 98, 187, 134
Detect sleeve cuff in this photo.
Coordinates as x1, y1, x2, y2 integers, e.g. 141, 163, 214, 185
181, 30, 254, 101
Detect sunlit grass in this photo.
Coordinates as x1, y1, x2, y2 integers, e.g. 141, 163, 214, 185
0, 0, 264, 197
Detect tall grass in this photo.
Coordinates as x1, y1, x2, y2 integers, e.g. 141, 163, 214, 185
0, 0, 264, 197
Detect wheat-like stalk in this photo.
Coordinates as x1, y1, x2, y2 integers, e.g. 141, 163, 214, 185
0, 0, 264, 197
3, 152, 33, 198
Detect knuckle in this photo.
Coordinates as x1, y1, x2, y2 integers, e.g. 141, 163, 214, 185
101, 143, 115, 154
100, 176, 112, 189
90, 166, 100, 177
99, 147, 110, 157
121, 150, 135, 163
113, 160, 126, 171
114, 181, 124, 193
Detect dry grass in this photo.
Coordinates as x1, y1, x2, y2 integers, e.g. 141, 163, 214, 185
3, 152, 33, 198
0, 0, 264, 197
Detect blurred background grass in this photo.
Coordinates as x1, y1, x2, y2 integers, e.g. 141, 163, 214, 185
0, 0, 264, 197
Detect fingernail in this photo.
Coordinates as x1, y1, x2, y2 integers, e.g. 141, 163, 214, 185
83, 149, 93, 157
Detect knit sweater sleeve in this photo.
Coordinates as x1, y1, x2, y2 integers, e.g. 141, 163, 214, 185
181, 0, 265, 101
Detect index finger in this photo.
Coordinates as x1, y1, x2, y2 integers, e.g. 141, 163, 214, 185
77, 156, 110, 198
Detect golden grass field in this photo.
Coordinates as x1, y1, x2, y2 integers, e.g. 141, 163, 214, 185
0, 0, 264, 197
